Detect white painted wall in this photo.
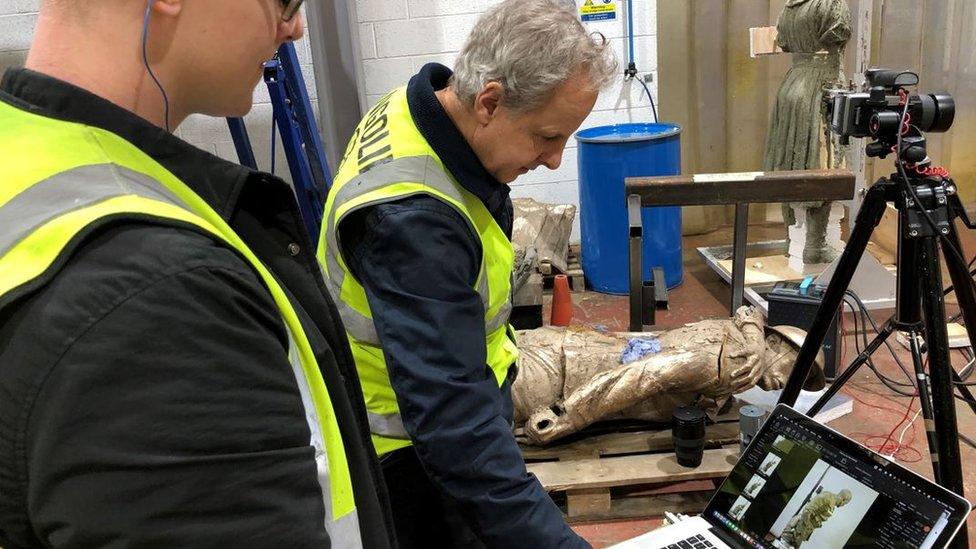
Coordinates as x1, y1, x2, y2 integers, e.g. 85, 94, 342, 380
354, 0, 659, 239
1, 1, 659, 240
0, 2, 318, 179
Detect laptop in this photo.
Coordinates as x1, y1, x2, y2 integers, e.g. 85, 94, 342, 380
612, 404, 972, 549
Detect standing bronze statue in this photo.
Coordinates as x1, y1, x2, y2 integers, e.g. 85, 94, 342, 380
513, 307, 826, 445
764, 0, 852, 267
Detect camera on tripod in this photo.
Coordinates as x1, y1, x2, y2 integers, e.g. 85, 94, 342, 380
824, 69, 954, 159
782, 68, 976, 544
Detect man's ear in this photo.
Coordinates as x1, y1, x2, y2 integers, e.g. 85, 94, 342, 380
473, 81, 504, 126
150, 0, 183, 18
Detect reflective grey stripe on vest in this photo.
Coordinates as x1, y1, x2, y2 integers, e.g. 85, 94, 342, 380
0, 163, 184, 257
287, 333, 363, 548
367, 411, 409, 440
324, 155, 506, 346
0, 163, 361, 547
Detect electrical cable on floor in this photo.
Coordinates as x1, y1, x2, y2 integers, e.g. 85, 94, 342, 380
897, 409, 923, 448
840, 293, 976, 455
843, 299, 916, 397
960, 433, 976, 450
843, 291, 917, 395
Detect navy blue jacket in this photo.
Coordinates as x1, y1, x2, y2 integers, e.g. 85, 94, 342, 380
338, 64, 587, 548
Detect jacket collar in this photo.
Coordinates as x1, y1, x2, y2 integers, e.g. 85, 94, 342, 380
406, 63, 511, 217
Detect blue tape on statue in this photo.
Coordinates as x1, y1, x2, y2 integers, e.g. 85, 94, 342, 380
621, 337, 662, 364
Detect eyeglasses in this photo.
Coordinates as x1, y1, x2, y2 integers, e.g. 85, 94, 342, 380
281, 0, 304, 22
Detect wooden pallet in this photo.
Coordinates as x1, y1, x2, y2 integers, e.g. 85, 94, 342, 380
521, 419, 740, 522
541, 244, 585, 292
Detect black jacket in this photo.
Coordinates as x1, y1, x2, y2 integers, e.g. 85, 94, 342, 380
0, 69, 395, 548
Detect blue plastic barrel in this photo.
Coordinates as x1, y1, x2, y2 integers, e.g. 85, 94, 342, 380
576, 123, 682, 295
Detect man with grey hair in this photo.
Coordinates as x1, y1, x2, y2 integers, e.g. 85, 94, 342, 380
319, 0, 616, 546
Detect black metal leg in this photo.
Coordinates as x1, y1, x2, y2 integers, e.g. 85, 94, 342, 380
807, 321, 894, 417
908, 329, 941, 484
731, 203, 749, 312
779, 182, 890, 406
628, 194, 643, 332
919, 236, 968, 548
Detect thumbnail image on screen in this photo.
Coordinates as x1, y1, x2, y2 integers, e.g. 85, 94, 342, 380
744, 475, 768, 498
730, 496, 752, 521
758, 454, 782, 477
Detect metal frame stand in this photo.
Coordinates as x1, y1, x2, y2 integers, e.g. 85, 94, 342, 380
779, 175, 976, 548
625, 169, 855, 329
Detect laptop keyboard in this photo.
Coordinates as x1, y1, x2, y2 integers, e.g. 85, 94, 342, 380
665, 534, 715, 549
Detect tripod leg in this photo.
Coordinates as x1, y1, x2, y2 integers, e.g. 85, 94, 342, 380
943, 215, 976, 366
807, 321, 894, 417
779, 183, 890, 406
907, 330, 941, 484
919, 236, 968, 547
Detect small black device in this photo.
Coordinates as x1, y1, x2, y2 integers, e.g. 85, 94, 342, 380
672, 405, 706, 468
766, 280, 841, 379
824, 69, 954, 154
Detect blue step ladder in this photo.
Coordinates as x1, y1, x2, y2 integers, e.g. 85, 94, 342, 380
227, 42, 333, 247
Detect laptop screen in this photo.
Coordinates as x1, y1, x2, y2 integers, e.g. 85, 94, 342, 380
704, 405, 970, 548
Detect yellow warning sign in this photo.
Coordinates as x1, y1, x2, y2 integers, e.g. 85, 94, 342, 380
580, 0, 616, 22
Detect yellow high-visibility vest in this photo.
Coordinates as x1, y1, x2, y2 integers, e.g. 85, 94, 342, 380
318, 87, 519, 457
0, 98, 363, 547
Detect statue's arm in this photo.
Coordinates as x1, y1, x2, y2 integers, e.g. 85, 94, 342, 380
523, 349, 713, 444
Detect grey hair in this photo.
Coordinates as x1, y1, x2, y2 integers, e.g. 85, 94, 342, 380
451, 0, 618, 111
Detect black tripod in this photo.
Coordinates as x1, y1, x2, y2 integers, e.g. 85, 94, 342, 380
777, 170, 976, 548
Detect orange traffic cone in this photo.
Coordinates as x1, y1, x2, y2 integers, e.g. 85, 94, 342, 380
550, 274, 573, 327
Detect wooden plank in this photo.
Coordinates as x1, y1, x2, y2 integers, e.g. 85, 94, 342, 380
567, 488, 611, 518
625, 169, 855, 206
528, 447, 739, 492
715, 254, 804, 285
749, 26, 783, 57
521, 421, 740, 461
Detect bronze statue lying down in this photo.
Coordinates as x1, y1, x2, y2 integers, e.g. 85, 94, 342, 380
513, 307, 826, 445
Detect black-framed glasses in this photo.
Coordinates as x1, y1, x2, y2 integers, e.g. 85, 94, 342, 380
281, 0, 304, 22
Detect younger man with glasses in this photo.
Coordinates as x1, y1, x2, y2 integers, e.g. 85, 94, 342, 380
0, 1, 394, 546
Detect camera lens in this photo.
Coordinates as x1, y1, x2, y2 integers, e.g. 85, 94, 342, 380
870, 111, 902, 137
915, 93, 955, 133
673, 405, 706, 468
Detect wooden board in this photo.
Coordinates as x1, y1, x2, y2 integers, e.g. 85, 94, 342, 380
625, 169, 855, 207
521, 421, 740, 462
749, 26, 783, 57
528, 447, 739, 493
716, 254, 804, 285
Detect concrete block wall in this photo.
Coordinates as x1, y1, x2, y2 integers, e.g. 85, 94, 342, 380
0, 2, 318, 181
355, 0, 659, 239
